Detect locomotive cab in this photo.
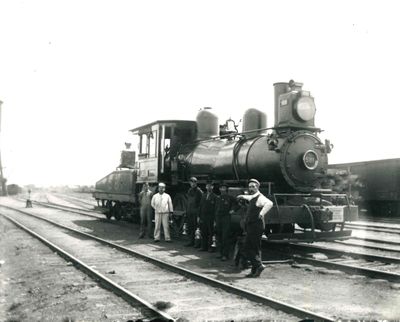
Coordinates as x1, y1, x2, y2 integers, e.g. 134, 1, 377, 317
130, 120, 196, 185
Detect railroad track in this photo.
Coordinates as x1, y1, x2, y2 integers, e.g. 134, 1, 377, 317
51, 192, 97, 209
345, 222, 400, 234
15, 197, 103, 219
0, 204, 331, 321
334, 237, 400, 253
279, 242, 400, 283
18, 198, 400, 282
3, 199, 399, 318
358, 216, 400, 225
0, 215, 159, 322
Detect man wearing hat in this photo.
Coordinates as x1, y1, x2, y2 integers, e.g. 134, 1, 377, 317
237, 178, 273, 277
215, 183, 238, 261
185, 177, 203, 247
198, 180, 218, 251
138, 182, 154, 239
151, 182, 174, 242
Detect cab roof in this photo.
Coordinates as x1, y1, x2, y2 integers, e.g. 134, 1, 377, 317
130, 120, 196, 134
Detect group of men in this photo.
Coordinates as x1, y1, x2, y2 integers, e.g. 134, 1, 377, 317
138, 177, 273, 278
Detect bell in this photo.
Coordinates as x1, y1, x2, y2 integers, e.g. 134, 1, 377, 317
182, 223, 188, 235
211, 234, 217, 249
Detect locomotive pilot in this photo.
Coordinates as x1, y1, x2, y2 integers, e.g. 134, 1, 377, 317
198, 180, 218, 252
185, 177, 203, 247
237, 179, 273, 278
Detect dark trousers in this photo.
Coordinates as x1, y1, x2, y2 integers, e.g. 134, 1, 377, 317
243, 219, 264, 271
140, 206, 153, 237
200, 217, 214, 250
186, 210, 198, 244
216, 215, 231, 257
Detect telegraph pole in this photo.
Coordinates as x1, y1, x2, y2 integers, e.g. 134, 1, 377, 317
0, 100, 7, 196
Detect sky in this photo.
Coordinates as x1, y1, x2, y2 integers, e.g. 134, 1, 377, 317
0, 0, 399, 186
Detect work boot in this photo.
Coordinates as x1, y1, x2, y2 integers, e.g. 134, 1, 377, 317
252, 265, 265, 278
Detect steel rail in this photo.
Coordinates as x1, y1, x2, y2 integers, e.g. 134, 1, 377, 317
0, 212, 174, 322
17, 201, 400, 263
292, 255, 400, 283
0, 204, 334, 322
15, 198, 102, 219
334, 240, 400, 253
349, 236, 400, 246
38, 200, 98, 214
286, 243, 400, 265
347, 221, 400, 230
53, 192, 96, 207
345, 223, 400, 234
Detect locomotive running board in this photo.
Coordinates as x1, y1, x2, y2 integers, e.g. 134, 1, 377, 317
264, 230, 353, 244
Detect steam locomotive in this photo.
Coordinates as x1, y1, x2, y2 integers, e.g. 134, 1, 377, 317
93, 80, 358, 242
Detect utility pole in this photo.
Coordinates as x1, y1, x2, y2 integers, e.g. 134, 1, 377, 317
0, 100, 7, 196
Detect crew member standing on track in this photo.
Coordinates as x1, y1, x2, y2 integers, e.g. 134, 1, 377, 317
151, 182, 174, 242
215, 183, 237, 261
185, 177, 203, 247
237, 179, 273, 278
138, 182, 153, 239
198, 180, 218, 252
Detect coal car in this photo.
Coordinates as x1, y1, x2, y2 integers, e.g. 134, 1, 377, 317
93, 80, 358, 242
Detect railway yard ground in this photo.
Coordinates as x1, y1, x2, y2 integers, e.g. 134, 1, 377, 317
1, 193, 400, 321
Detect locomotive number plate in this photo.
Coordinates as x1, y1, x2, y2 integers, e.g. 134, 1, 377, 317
326, 206, 344, 222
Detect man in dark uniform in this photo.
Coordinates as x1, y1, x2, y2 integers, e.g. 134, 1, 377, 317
138, 182, 153, 238
237, 179, 273, 278
185, 177, 203, 247
215, 183, 237, 261
198, 180, 218, 251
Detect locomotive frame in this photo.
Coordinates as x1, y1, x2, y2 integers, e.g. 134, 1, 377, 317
93, 80, 358, 242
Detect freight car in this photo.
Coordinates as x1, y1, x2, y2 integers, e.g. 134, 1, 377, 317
93, 80, 358, 242
6, 184, 22, 195
330, 158, 400, 216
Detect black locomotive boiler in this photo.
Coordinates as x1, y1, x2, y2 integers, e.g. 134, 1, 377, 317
93, 80, 358, 242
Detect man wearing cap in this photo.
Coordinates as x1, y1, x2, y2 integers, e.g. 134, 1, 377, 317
151, 182, 174, 242
215, 183, 238, 261
198, 180, 218, 251
237, 179, 273, 277
185, 177, 203, 247
138, 182, 153, 239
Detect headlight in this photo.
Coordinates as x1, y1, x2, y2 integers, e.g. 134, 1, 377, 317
303, 150, 319, 170
295, 96, 316, 121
